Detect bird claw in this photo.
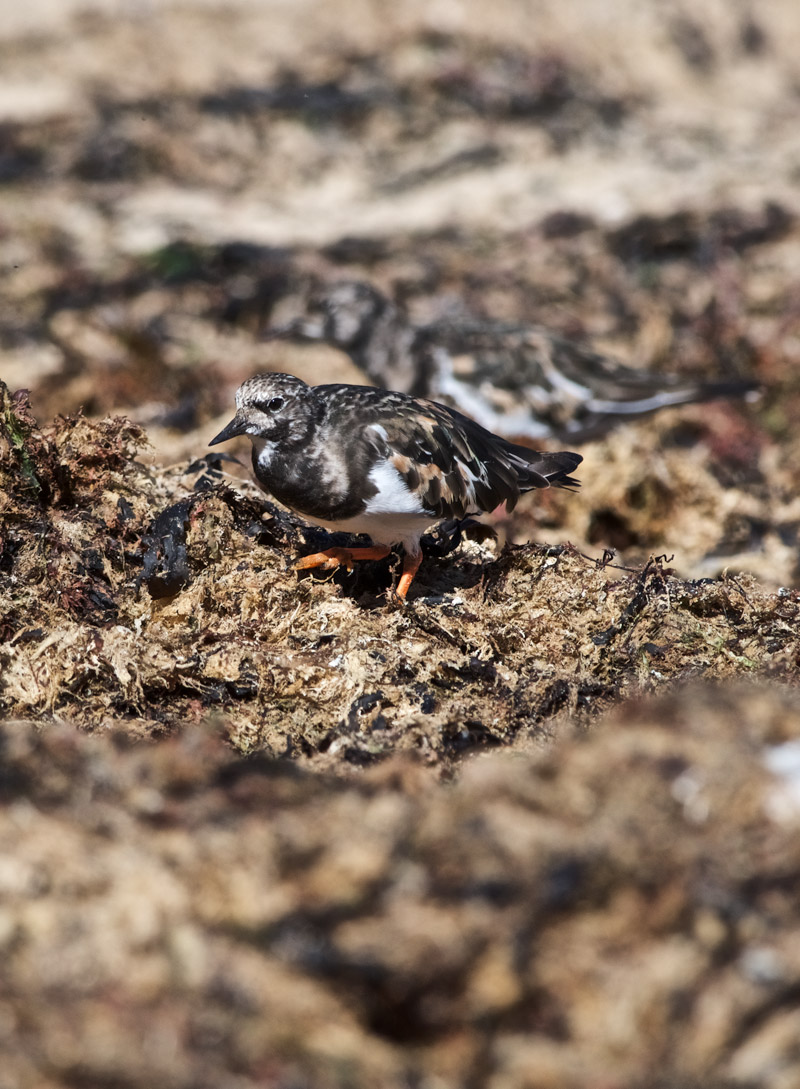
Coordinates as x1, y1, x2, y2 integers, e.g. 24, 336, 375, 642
294, 547, 355, 572
294, 545, 392, 576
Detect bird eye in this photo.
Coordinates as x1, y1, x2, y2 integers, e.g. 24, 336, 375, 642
266, 396, 284, 411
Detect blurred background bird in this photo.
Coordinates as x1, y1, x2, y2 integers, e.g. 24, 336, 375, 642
269, 280, 760, 444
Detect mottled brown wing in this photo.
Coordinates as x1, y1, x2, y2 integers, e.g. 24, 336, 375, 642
366, 395, 581, 521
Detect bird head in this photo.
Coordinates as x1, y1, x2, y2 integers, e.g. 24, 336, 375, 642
268, 281, 392, 350
209, 373, 318, 448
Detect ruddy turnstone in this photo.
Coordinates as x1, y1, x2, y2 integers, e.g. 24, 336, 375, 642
208, 372, 582, 600
271, 280, 759, 443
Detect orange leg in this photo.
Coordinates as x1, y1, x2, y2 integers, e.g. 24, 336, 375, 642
294, 545, 391, 572
394, 548, 422, 601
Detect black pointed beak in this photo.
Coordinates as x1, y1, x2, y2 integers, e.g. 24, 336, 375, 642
208, 414, 249, 446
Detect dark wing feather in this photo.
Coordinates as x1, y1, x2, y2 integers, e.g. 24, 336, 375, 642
358, 391, 581, 521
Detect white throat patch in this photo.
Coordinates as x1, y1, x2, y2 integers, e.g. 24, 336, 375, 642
251, 436, 276, 472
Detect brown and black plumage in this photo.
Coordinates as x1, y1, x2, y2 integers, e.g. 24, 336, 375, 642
209, 372, 581, 600
272, 280, 759, 443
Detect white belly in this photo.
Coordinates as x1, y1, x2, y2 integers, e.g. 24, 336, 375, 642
297, 459, 440, 551
299, 509, 439, 551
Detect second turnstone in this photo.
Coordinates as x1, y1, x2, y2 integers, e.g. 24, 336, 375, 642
271, 280, 760, 443
209, 373, 582, 600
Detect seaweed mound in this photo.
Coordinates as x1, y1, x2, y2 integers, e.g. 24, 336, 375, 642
2, 382, 798, 773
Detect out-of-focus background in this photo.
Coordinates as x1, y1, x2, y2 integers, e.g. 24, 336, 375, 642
2, 4, 800, 1088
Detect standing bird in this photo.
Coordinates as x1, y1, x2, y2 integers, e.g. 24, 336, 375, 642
209, 373, 581, 600
270, 280, 759, 443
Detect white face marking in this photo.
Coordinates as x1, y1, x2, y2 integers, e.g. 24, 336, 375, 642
331, 307, 365, 343
251, 435, 276, 471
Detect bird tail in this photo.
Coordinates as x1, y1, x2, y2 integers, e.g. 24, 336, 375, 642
513, 449, 582, 491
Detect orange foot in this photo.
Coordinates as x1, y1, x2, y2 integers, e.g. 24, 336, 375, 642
295, 545, 423, 601
294, 545, 392, 573
394, 549, 422, 602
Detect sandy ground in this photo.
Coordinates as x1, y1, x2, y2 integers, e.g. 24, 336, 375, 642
1, 1, 800, 1085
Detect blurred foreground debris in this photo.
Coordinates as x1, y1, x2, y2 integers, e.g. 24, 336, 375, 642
1, 685, 800, 1087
